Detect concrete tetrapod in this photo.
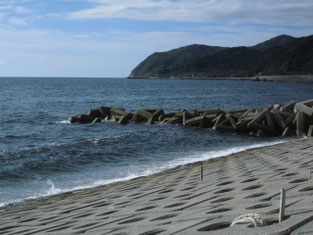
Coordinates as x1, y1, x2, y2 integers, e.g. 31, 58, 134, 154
69, 99, 313, 138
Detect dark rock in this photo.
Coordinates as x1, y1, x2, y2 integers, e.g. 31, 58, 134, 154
280, 101, 296, 112
69, 115, 79, 123
277, 110, 294, 120
247, 107, 276, 132
238, 109, 257, 119
162, 117, 182, 124
136, 108, 164, 124
265, 109, 276, 130
295, 112, 309, 136
195, 108, 222, 116
257, 129, 265, 137
213, 115, 236, 131
137, 109, 154, 120
110, 108, 132, 119
150, 109, 165, 123
271, 110, 287, 129
199, 116, 211, 129
203, 114, 219, 128
91, 117, 102, 124
119, 116, 130, 125
145, 109, 158, 113
294, 102, 313, 116
99, 106, 111, 118
273, 104, 281, 110
131, 114, 145, 123
213, 121, 234, 131
307, 125, 313, 137
88, 109, 103, 120
235, 117, 254, 131
159, 113, 176, 122
185, 116, 204, 127
110, 116, 120, 122
249, 131, 256, 136
175, 109, 187, 117
147, 116, 155, 125
228, 109, 249, 119
297, 99, 313, 107
228, 108, 249, 114
285, 113, 296, 127
282, 127, 295, 136
212, 113, 226, 128
182, 111, 196, 125
78, 114, 94, 124
70, 98, 313, 137
226, 114, 237, 128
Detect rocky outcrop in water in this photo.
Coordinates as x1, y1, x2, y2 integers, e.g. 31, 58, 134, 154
69, 99, 313, 137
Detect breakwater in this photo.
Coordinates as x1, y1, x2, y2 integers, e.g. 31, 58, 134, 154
69, 99, 313, 137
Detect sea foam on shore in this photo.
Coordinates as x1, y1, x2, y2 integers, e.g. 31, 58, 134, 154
0, 138, 288, 209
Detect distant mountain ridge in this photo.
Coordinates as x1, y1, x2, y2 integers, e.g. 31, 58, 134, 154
129, 34, 313, 78
252, 34, 296, 50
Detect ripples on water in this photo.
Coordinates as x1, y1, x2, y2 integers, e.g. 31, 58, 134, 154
0, 77, 312, 207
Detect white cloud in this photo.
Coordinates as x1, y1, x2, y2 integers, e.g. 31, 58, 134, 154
9, 17, 27, 25
74, 34, 90, 38
67, 0, 313, 26
0, 5, 11, 11
0, 1, 312, 77
0, 23, 311, 77
14, 6, 32, 14
0, 12, 6, 18
0, 60, 4, 65
0, 4, 11, 18
0, 1, 33, 25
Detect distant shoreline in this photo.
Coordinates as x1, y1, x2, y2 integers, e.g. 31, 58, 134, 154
128, 74, 313, 83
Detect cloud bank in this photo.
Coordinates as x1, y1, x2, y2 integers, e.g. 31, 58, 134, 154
68, 0, 313, 26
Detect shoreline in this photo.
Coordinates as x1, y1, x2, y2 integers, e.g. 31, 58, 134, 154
1, 137, 313, 234
0, 138, 289, 210
128, 74, 313, 83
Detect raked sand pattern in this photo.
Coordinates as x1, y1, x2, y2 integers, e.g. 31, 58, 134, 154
1, 138, 313, 234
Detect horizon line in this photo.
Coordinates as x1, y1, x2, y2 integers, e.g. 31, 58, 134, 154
0, 76, 127, 79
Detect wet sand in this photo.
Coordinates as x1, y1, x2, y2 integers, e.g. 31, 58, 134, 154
1, 138, 313, 234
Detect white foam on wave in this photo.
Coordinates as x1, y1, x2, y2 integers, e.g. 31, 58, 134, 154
45, 179, 63, 195
107, 139, 289, 181
56, 120, 70, 124
10, 135, 125, 153
0, 180, 64, 208
92, 139, 99, 144
0, 139, 291, 208
0, 197, 32, 208
165, 140, 288, 168
57, 140, 289, 192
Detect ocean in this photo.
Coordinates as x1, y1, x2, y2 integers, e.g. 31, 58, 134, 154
1, 77, 312, 207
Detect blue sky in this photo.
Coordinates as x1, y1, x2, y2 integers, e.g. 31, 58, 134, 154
0, 0, 312, 77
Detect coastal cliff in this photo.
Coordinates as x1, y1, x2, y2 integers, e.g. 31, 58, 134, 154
129, 34, 313, 79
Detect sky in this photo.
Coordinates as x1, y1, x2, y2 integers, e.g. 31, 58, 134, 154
0, 0, 312, 77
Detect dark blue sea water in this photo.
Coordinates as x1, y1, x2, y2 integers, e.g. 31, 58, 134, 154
1, 77, 313, 207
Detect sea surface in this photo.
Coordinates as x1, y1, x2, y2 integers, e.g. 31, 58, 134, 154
1, 77, 313, 207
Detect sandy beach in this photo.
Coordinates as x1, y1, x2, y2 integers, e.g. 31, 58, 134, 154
1, 138, 313, 234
